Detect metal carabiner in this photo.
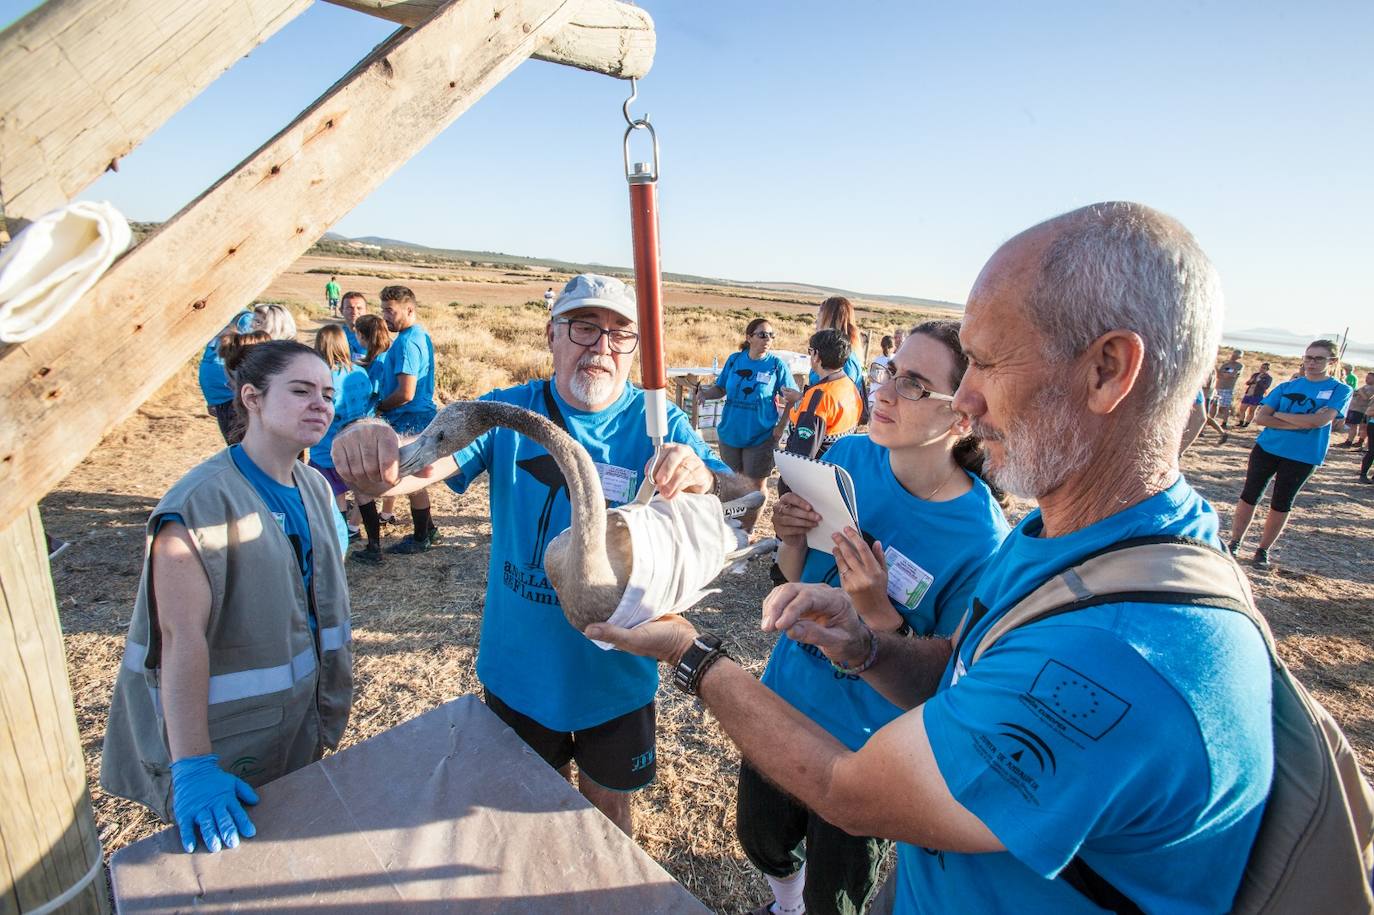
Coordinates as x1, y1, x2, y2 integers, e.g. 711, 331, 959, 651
622, 77, 660, 181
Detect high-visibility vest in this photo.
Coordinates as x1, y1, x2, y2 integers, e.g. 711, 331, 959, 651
101, 449, 353, 820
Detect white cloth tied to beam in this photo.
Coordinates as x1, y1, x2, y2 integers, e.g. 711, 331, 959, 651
0, 201, 132, 343
591, 492, 748, 650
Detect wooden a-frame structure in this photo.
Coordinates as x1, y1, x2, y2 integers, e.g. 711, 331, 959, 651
0, 1, 654, 910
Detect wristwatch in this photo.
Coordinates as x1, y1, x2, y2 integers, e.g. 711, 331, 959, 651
673, 633, 728, 694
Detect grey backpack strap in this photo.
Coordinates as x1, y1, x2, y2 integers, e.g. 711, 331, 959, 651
968, 536, 1255, 667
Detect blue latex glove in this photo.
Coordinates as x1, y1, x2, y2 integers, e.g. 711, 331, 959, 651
169, 754, 259, 853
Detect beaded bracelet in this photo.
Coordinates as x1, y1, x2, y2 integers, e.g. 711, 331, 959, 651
830, 622, 879, 675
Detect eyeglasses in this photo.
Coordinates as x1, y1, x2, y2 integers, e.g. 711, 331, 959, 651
869, 363, 955, 403
751, 331, 777, 339
1302, 354, 1336, 363
555, 318, 639, 354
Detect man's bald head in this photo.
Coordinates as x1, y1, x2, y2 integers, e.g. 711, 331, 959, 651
993, 202, 1222, 417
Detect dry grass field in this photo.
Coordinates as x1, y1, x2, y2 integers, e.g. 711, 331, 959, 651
43, 255, 1374, 913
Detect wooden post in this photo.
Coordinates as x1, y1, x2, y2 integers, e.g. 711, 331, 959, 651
0, 507, 109, 915
0, 0, 598, 533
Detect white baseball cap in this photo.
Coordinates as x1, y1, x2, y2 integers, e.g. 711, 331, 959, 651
550, 273, 638, 324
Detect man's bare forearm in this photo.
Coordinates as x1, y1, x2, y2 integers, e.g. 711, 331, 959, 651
697, 659, 851, 818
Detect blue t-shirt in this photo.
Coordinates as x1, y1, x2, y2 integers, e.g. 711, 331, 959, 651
196, 311, 255, 407
901, 478, 1273, 914
311, 365, 374, 469
760, 435, 1008, 750
445, 379, 729, 732
378, 324, 436, 424
808, 351, 865, 403
343, 325, 368, 363
713, 350, 799, 449
1255, 376, 1352, 466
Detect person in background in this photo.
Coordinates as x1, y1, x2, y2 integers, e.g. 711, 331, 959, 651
867, 335, 896, 413
1236, 361, 1273, 428
198, 309, 257, 442
1227, 339, 1352, 568
101, 340, 353, 855
696, 317, 799, 530
375, 285, 439, 553
352, 314, 400, 545
1339, 372, 1374, 449
312, 325, 378, 549
740, 321, 1008, 915
252, 303, 298, 341
812, 296, 865, 405
788, 329, 863, 455
340, 292, 369, 363
1213, 349, 1244, 428
325, 275, 341, 316
544, 287, 556, 309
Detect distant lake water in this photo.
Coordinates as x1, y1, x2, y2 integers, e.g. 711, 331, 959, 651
1221, 333, 1374, 367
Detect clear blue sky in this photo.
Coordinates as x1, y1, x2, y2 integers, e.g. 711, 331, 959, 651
4, 1, 1372, 340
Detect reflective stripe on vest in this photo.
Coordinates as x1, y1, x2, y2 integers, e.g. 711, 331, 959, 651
319, 621, 351, 652
123, 640, 331, 706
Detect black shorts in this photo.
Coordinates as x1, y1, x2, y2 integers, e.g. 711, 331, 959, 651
1240, 444, 1316, 513
1346, 410, 1368, 425
484, 691, 656, 792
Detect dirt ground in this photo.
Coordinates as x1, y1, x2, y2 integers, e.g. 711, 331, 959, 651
42, 259, 1374, 913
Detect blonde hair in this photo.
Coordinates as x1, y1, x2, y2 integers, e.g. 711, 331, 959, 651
253, 303, 297, 341
314, 324, 353, 371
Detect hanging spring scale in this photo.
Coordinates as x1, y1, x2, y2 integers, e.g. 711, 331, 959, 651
623, 78, 668, 505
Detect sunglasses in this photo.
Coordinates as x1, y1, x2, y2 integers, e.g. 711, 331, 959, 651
751, 331, 777, 339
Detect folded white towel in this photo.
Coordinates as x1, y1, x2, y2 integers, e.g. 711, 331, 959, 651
0, 201, 132, 344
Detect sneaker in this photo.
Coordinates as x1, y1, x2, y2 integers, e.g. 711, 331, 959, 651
1359, 475, 1373, 485
46, 535, 70, 561
387, 530, 438, 555
347, 527, 362, 543
1252, 547, 1271, 570
1225, 540, 1240, 556
351, 543, 384, 565
378, 512, 399, 526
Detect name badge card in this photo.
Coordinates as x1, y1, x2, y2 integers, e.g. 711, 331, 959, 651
756, 371, 775, 388
885, 545, 934, 610
1317, 390, 1333, 400
595, 462, 638, 504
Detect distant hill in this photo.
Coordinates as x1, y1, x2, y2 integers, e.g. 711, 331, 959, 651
310, 232, 962, 312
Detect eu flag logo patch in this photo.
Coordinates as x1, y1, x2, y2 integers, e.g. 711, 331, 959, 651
1028, 660, 1130, 740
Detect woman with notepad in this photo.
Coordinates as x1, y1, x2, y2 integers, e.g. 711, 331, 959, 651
738, 321, 1010, 915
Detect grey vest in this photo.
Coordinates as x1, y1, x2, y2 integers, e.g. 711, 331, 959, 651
100, 449, 353, 820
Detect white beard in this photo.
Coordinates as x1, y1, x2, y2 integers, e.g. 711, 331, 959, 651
977, 385, 1092, 500
568, 357, 619, 407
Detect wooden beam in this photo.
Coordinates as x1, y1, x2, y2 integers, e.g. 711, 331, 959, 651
0, 0, 587, 532
0, 507, 109, 915
0, 0, 313, 223
324, 0, 654, 78
0, 0, 649, 227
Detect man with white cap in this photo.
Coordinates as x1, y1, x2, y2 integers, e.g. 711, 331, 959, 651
333, 273, 737, 835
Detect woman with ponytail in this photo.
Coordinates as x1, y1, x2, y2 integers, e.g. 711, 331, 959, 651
739, 320, 1008, 915
102, 340, 353, 857
214, 330, 271, 443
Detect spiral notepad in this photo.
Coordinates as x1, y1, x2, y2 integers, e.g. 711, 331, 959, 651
774, 450, 859, 554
